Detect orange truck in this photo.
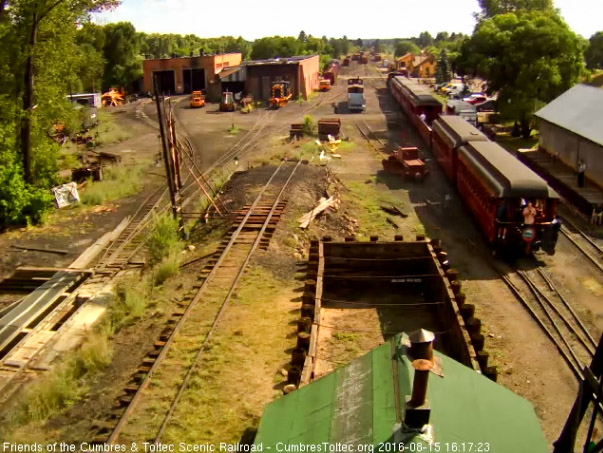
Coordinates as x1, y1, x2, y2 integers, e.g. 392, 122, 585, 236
190, 91, 205, 108
382, 147, 430, 181
319, 79, 332, 91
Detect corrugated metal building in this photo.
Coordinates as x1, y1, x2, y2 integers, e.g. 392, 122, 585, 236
254, 333, 549, 452
142, 52, 242, 101
241, 55, 320, 101
535, 84, 603, 188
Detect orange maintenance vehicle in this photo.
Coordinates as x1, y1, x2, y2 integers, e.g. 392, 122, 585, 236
319, 78, 332, 92
382, 146, 430, 181
190, 90, 205, 108
269, 81, 292, 109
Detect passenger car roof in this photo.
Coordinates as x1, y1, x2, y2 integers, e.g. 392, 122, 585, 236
459, 141, 559, 198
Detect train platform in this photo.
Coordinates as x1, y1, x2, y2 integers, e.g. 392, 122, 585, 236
517, 148, 603, 221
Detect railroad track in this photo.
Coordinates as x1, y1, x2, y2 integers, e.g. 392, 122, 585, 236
499, 264, 597, 380
559, 216, 603, 274
90, 159, 302, 444
355, 118, 386, 153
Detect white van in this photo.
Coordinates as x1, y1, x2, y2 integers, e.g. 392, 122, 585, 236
446, 84, 465, 98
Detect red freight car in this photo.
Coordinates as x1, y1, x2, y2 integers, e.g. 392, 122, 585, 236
323, 61, 339, 86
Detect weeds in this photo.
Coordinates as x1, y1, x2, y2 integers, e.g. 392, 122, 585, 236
148, 213, 183, 265
342, 180, 404, 235
153, 254, 180, 286
302, 115, 316, 136
80, 165, 144, 205
227, 123, 242, 135
8, 332, 113, 425
94, 110, 133, 145
111, 275, 151, 330
332, 332, 358, 342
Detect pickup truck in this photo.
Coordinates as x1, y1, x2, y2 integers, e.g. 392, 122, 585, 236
382, 147, 429, 181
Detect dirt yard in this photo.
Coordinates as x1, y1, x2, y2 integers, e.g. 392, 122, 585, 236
2, 61, 602, 446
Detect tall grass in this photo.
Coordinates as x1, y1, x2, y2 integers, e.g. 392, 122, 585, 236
9, 332, 112, 425
94, 110, 133, 146
111, 276, 151, 329
80, 165, 144, 205
148, 213, 183, 265
153, 254, 180, 286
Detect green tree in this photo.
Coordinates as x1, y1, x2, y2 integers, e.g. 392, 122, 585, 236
102, 22, 142, 91
457, 11, 585, 138
416, 31, 434, 48
435, 49, 451, 84
298, 30, 307, 42
355, 38, 362, 48
394, 40, 420, 57
7, 0, 118, 184
435, 31, 450, 42
478, 0, 553, 17
75, 23, 106, 92
585, 31, 603, 70
342, 36, 350, 55
0, 0, 118, 227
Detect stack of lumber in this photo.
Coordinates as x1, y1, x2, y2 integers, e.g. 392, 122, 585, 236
0, 267, 90, 293
290, 123, 304, 139
298, 196, 339, 229
318, 118, 341, 141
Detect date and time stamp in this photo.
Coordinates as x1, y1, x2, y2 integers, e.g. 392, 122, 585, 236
1, 442, 492, 453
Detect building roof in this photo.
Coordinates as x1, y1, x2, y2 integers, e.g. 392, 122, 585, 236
413, 55, 432, 67
255, 333, 548, 452
245, 55, 318, 66
459, 141, 559, 198
142, 52, 241, 63
395, 52, 414, 63
218, 66, 246, 82
535, 84, 603, 147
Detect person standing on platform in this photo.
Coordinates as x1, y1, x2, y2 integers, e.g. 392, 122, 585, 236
578, 160, 587, 188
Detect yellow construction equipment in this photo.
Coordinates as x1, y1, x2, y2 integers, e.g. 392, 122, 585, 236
101, 88, 124, 107
269, 81, 292, 109
220, 91, 235, 112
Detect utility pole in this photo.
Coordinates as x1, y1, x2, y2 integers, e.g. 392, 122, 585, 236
153, 74, 181, 224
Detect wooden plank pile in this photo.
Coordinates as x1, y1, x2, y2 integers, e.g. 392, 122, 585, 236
0, 267, 90, 293
318, 118, 341, 141
298, 196, 339, 229
290, 123, 304, 140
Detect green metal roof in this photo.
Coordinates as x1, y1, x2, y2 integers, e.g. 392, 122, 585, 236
255, 334, 549, 452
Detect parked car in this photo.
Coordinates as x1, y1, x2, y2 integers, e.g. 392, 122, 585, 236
463, 93, 488, 104
440, 83, 463, 94
474, 99, 497, 112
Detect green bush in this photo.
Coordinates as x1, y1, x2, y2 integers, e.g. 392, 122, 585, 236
148, 213, 183, 264
0, 124, 54, 228
153, 253, 180, 286
302, 115, 316, 136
